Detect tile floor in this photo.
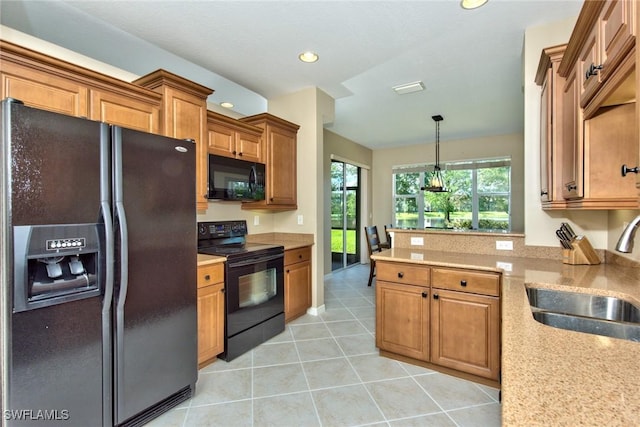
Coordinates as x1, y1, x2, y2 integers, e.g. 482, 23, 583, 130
148, 264, 501, 427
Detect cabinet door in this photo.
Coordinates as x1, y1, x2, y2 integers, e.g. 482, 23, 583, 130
163, 87, 209, 211
561, 66, 582, 199
236, 131, 262, 163
1, 62, 88, 117
89, 90, 160, 133
540, 69, 552, 203
431, 289, 500, 380
285, 260, 311, 322
197, 282, 225, 366
599, 0, 636, 83
266, 125, 297, 206
208, 122, 236, 158
579, 24, 601, 106
376, 281, 429, 361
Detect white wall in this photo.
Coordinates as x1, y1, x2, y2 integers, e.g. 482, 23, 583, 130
266, 87, 335, 311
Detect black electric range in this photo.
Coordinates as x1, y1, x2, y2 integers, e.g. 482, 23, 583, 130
197, 220, 285, 361
197, 220, 283, 261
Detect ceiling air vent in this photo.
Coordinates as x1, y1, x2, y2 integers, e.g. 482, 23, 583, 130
392, 81, 425, 95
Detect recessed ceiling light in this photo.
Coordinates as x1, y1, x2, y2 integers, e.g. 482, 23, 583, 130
461, 0, 488, 9
220, 102, 234, 109
392, 81, 425, 95
298, 51, 319, 63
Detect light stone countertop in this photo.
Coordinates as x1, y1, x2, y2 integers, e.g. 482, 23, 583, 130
371, 248, 640, 427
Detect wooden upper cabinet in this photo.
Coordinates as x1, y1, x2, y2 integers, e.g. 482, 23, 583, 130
89, 89, 160, 133
536, 44, 568, 208
207, 111, 263, 163
0, 59, 88, 117
240, 113, 300, 210
555, 0, 638, 209
559, 0, 636, 108
0, 41, 163, 129
134, 70, 213, 212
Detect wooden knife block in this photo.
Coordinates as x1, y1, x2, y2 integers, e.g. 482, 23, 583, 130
562, 236, 600, 265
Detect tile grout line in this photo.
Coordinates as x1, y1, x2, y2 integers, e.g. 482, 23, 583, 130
326, 281, 389, 426
291, 323, 324, 427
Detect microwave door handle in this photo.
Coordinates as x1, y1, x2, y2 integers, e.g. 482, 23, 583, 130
249, 166, 256, 194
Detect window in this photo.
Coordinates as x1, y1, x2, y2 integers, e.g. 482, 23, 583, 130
393, 158, 511, 231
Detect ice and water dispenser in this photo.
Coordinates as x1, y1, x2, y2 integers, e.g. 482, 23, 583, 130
13, 224, 101, 312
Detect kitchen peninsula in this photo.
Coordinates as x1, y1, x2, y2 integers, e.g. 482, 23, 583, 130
371, 230, 640, 426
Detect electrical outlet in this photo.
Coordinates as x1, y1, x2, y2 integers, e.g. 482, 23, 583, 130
496, 240, 513, 250
496, 261, 513, 272
297, 215, 303, 225
410, 237, 424, 246
253, 216, 259, 226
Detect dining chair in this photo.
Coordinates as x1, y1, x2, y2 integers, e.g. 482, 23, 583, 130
364, 225, 389, 287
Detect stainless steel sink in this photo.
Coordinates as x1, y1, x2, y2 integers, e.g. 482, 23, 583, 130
525, 287, 640, 342
531, 311, 640, 342
526, 287, 640, 323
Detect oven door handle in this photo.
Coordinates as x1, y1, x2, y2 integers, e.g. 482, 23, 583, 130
227, 253, 283, 268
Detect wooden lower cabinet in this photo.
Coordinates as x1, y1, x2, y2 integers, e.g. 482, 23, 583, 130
430, 289, 500, 380
376, 281, 429, 361
375, 261, 501, 383
197, 263, 225, 367
284, 246, 312, 322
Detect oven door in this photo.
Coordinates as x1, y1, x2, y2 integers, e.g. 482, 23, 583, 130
225, 251, 284, 337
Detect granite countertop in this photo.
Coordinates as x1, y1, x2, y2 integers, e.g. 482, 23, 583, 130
371, 248, 640, 426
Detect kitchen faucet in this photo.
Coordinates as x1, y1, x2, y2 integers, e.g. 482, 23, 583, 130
615, 215, 640, 253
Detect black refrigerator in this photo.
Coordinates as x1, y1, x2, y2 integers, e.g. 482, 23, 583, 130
0, 99, 197, 426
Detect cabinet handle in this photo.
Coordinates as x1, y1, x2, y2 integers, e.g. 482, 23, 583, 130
221, 288, 225, 293
460, 280, 467, 287
421, 291, 428, 298
621, 164, 639, 177
566, 184, 577, 191
585, 63, 603, 80
433, 293, 439, 300
270, 198, 274, 202
286, 269, 290, 273
540, 190, 548, 196
398, 272, 404, 278
299, 254, 303, 259
238, 152, 243, 156
204, 275, 210, 281
232, 150, 237, 155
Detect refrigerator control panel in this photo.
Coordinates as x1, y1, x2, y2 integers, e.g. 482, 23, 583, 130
47, 237, 86, 250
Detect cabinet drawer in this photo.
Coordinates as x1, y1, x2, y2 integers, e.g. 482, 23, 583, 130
377, 262, 430, 286
285, 246, 311, 265
197, 263, 224, 288
432, 268, 500, 297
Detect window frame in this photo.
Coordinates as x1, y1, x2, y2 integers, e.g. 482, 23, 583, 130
392, 158, 511, 231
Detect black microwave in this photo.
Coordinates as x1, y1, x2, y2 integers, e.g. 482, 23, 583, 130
208, 154, 266, 201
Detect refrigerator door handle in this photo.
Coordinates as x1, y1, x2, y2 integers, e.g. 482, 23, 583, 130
100, 123, 114, 427
112, 126, 129, 417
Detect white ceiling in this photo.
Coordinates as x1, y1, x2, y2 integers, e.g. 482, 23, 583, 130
0, 0, 582, 149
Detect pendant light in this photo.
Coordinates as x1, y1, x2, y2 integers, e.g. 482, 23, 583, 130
423, 114, 448, 192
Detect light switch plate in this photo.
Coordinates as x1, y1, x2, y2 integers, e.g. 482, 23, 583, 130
297, 215, 304, 225
253, 216, 259, 226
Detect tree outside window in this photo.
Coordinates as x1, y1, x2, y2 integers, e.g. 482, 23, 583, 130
393, 159, 511, 231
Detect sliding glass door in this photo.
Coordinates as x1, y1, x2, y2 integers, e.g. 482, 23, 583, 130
331, 160, 361, 271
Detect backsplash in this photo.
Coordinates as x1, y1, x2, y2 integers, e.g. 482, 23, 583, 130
389, 229, 601, 261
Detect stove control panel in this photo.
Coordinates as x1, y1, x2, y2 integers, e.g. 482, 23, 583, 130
198, 220, 248, 239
